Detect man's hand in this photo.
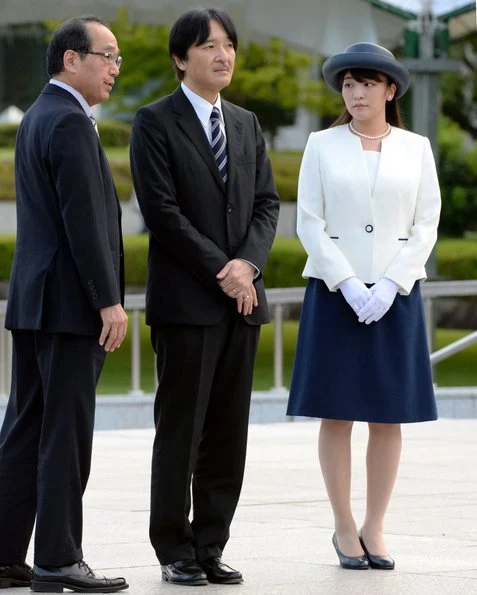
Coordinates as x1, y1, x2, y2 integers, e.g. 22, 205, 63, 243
99, 304, 128, 352
216, 259, 258, 315
235, 283, 258, 316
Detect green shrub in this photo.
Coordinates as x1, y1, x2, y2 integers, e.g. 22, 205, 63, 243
96, 120, 131, 147
0, 157, 132, 202
438, 118, 477, 237
0, 121, 131, 149
437, 238, 477, 280
0, 124, 19, 148
0, 160, 14, 201
0, 236, 475, 286
0, 235, 15, 280
264, 237, 306, 287
110, 160, 133, 201
124, 235, 149, 287
269, 151, 301, 202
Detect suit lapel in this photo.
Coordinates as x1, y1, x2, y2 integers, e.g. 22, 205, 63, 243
172, 88, 225, 191
222, 101, 243, 197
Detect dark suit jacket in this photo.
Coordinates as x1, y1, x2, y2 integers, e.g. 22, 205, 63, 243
130, 86, 279, 327
6, 84, 124, 336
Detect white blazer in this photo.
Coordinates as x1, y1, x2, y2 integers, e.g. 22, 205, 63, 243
297, 124, 441, 295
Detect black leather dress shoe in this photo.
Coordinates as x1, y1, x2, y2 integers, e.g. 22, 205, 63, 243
359, 531, 395, 570
198, 557, 243, 584
161, 560, 207, 586
332, 533, 369, 570
31, 559, 128, 593
0, 563, 32, 588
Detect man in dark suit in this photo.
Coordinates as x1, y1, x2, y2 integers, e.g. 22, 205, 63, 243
0, 16, 128, 593
130, 7, 279, 587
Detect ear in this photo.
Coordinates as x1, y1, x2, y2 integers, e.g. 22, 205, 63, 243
387, 82, 397, 101
172, 54, 186, 72
63, 49, 79, 73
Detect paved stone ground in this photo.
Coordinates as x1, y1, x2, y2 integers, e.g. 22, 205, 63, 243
2, 418, 476, 594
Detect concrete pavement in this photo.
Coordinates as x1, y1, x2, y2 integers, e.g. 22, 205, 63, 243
2, 418, 477, 594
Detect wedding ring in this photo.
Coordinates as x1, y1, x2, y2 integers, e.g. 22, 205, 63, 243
244, 295, 250, 301
232, 288, 237, 295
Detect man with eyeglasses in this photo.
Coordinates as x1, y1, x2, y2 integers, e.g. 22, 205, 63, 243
0, 16, 128, 593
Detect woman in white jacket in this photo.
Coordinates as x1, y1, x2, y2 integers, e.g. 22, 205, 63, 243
286, 43, 441, 571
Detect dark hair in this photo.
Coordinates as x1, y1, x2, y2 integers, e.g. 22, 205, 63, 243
46, 15, 110, 77
330, 68, 405, 129
169, 7, 238, 80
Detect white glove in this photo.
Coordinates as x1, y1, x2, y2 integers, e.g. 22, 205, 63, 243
357, 277, 400, 324
338, 277, 372, 315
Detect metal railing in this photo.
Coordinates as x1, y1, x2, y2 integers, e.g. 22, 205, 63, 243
2, 279, 477, 398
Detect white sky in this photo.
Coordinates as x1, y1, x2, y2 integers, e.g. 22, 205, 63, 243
378, 0, 475, 17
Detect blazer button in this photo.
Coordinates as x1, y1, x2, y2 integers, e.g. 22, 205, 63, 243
226, 205, 233, 213
365, 224, 374, 233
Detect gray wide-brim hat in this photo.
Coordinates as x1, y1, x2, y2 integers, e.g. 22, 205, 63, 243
322, 42, 410, 99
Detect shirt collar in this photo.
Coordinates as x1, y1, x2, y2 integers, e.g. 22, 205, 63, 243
181, 82, 223, 128
49, 79, 93, 118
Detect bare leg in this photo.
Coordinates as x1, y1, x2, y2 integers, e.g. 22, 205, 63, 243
361, 423, 402, 554
318, 419, 364, 556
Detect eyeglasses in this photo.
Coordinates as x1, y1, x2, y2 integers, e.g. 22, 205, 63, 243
74, 50, 122, 68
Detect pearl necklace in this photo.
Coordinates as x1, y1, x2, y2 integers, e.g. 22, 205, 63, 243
349, 121, 391, 140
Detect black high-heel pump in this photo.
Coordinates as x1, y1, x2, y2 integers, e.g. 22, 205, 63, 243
358, 530, 395, 570
332, 533, 369, 570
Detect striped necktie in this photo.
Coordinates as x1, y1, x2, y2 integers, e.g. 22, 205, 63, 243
210, 107, 227, 183
90, 114, 99, 137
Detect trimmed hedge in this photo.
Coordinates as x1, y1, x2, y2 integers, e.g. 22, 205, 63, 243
0, 121, 131, 149
0, 151, 297, 203
0, 236, 474, 287
108, 159, 133, 202
123, 234, 149, 288
0, 235, 15, 281
0, 124, 19, 148
269, 152, 301, 203
94, 120, 131, 147
436, 238, 477, 280
0, 160, 14, 201
0, 156, 133, 202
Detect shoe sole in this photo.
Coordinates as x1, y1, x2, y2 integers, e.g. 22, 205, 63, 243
207, 577, 244, 584
31, 580, 129, 593
162, 572, 208, 586
0, 578, 31, 588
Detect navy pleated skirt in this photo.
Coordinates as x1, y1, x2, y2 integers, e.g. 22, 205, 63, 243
286, 279, 437, 423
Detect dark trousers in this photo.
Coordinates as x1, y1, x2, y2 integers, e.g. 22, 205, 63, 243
149, 314, 260, 565
0, 330, 106, 567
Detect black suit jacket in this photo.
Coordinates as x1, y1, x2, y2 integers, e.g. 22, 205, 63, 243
6, 84, 124, 335
130, 86, 279, 327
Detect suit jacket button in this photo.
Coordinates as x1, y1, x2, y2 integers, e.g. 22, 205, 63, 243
365, 224, 374, 233
226, 205, 232, 213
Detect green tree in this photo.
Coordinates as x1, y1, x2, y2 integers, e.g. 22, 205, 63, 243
441, 35, 477, 140
105, 9, 177, 120
224, 38, 340, 148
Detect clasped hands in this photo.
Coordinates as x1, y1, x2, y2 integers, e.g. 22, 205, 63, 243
216, 259, 257, 316
338, 276, 399, 324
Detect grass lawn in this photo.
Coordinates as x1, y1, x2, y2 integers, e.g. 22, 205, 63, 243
97, 319, 477, 394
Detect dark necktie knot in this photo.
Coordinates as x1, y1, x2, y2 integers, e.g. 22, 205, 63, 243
210, 107, 228, 183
